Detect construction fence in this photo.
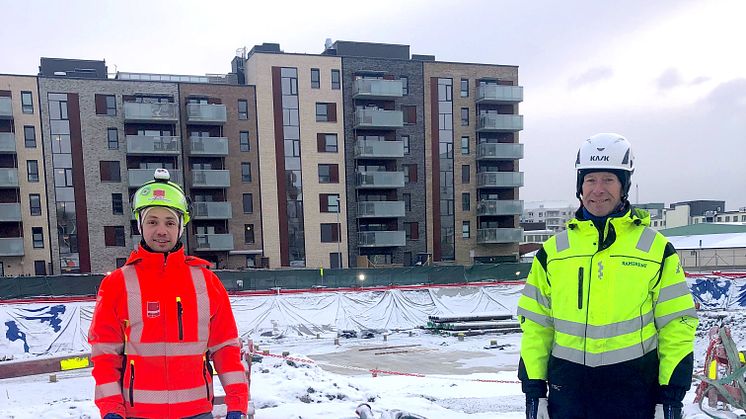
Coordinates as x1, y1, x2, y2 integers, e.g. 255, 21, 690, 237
0, 263, 531, 300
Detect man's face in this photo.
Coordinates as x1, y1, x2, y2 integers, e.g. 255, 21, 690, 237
581, 171, 623, 217
141, 207, 180, 252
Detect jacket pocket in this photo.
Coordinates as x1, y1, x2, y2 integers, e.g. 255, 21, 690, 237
128, 360, 135, 407
577, 267, 584, 310
176, 296, 183, 340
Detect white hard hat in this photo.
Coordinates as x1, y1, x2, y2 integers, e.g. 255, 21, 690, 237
575, 133, 635, 199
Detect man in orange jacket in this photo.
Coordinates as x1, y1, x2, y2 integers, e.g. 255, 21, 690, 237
89, 169, 250, 419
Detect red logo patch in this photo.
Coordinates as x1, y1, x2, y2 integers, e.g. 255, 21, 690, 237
147, 301, 160, 318
153, 189, 166, 198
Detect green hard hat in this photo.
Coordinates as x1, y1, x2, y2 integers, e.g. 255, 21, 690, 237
132, 169, 191, 225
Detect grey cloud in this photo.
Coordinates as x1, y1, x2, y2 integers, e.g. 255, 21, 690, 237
702, 78, 746, 111
656, 68, 683, 91
690, 76, 709, 85
567, 66, 614, 89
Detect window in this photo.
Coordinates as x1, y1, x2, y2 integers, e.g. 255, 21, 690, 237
402, 135, 410, 154
320, 194, 340, 213
311, 68, 320, 89
462, 165, 470, 184
24, 126, 36, 148
243, 193, 253, 213
403, 193, 411, 212
240, 131, 250, 152
112, 193, 123, 214
330, 252, 342, 268
27, 160, 39, 182
315, 103, 337, 122
460, 78, 469, 97
318, 164, 339, 183
402, 105, 416, 124
34, 260, 46, 275
331, 69, 341, 89
461, 136, 470, 154
317, 133, 338, 152
21, 91, 33, 114
29, 194, 42, 216
116, 258, 127, 268
321, 223, 341, 243
244, 224, 255, 244
32, 227, 44, 248
100, 161, 121, 182
403, 164, 418, 184
404, 222, 419, 240
104, 226, 126, 247
462, 192, 470, 211
95, 94, 116, 116
461, 107, 470, 126
462, 221, 471, 238
401, 76, 409, 95
241, 162, 252, 182
107, 128, 118, 149
238, 100, 249, 120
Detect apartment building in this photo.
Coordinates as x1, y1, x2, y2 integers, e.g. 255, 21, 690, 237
0, 75, 51, 276
521, 201, 575, 233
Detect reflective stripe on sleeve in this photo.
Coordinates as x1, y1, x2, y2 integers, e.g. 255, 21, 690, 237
91, 342, 124, 358
655, 308, 698, 329
209, 337, 241, 354
552, 334, 658, 367
517, 307, 554, 328
95, 381, 122, 400
218, 370, 248, 387
521, 283, 551, 309
657, 281, 691, 304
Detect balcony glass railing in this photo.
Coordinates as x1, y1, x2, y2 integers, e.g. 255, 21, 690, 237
354, 109, 404, 129
356, 171, 405, 188
126, 135, 180, 155
0, 97, 12, 119
476, 143, 524, 160
0, 132, 16, 153
353, 79, 404, 98
0, 168, 19, 187
189, 136, 229, 155
0, 237, 24, 256
477, 114, 523, 132
123, 102, 178, 122
191, 170, 230, 188
476, 200, 523, 216
0, 203, 22, 221
357, 201, 406, 218
187, 103, 227, 124
476, 172, 524, 188
192, 202, 232, 219
353, 140, 404, 159
358, 231, 406, 247
476, 85, 523, 103
477, 228, 523, 244
194, 233, 234, 251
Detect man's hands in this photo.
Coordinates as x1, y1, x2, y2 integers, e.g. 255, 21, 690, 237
526, 397, 549, 419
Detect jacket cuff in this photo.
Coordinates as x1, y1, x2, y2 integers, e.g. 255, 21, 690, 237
522, 378, 548, 399
660, 385, 687, 408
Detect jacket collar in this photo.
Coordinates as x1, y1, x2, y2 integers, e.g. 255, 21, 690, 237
568, 205, 651, 232
125, 242, 186, 270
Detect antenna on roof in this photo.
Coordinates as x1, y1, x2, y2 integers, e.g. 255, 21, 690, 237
324, 38, 333, 50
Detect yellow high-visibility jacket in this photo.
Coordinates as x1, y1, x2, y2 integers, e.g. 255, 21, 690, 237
518, 207, 698, 386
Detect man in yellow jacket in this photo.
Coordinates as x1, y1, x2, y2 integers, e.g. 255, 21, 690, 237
517, 133, 698, 419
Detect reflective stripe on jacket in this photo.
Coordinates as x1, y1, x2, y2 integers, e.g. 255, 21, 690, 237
517, 207, 698, 386
88, 246, 248, 418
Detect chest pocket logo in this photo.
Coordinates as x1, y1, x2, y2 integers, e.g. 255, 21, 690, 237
146, 301, 160, 318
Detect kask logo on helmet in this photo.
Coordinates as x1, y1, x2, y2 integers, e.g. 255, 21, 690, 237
590, 155, 610, 162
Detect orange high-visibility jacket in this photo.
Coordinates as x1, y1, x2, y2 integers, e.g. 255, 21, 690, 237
89, 246, 248, 418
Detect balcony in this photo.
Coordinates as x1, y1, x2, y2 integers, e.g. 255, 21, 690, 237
357, 201, 406, 218
195, 233, 234, 251
354, 109, 403, 130
477, 172, 524, 188
358, 231, 406, 247
0, 133, 16, 153
123, 102, 178, 123
191, 170, 230, 188
354, 140, 404, 159
476, 143, 524, 160
356, 171, 405, 189
0, 97, 12, 119
186, 103, 227, 124
128, 169, 183, 187
0, 203, 21, 221
0, 168, 19, 188
352, 79, 404, 99
189, 136, 229, 156
126, 135, 181, 155
0, 237, 24, 256
476, 114, 523, 132
476, 200, 524, 217
477, 228, 523, 244
192, 202, 232, 220
476, 85, 523, 104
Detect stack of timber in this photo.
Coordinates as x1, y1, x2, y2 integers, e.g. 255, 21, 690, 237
425, 312, 520, 336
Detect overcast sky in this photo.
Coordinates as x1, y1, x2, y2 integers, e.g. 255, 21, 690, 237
2, 0, 744, 210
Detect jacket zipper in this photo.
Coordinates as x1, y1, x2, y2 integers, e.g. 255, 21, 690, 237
128, 360, 135, 407
176, 296, 183, 340
577, 267, 584, 309
203, 354, 212, 402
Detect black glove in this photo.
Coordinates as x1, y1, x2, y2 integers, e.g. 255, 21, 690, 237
226, 411, 246, 419
662, 405, 682, 419
103, 414, 124, 419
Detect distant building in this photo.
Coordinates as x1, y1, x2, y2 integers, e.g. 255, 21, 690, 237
661, 223, 746, 271
521, 201, 575, 233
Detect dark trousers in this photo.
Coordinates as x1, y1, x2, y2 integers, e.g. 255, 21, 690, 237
547, 352, 658, 419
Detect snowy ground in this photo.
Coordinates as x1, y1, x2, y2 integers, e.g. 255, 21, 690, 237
1, 315, 745, 419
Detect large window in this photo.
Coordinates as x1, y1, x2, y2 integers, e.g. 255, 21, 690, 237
238, 100, 249, 120
100, 161, 121, 182
311, 68, 320, 89
460, 78, 469, 97
317, 133, 338, 152
104, 226, 125, 247
241, 162, 252, 182
27, 160, 39, 182
331, 69, 341, 89
32, 227, 44, 248
319, 194, 340, 213
320, 223, 340, 242
318, 164, 339, 183
21, 91, 33, 114
240, 131, 250, 152
29, 194, 42, 216
24, 126, 36, 148
243, 193, 253, 213
107, 128, 118, 149
315, 103, 337, 122
95, 94, 116, 116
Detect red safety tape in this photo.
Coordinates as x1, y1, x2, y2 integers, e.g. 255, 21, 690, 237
250, 348, 521, 384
